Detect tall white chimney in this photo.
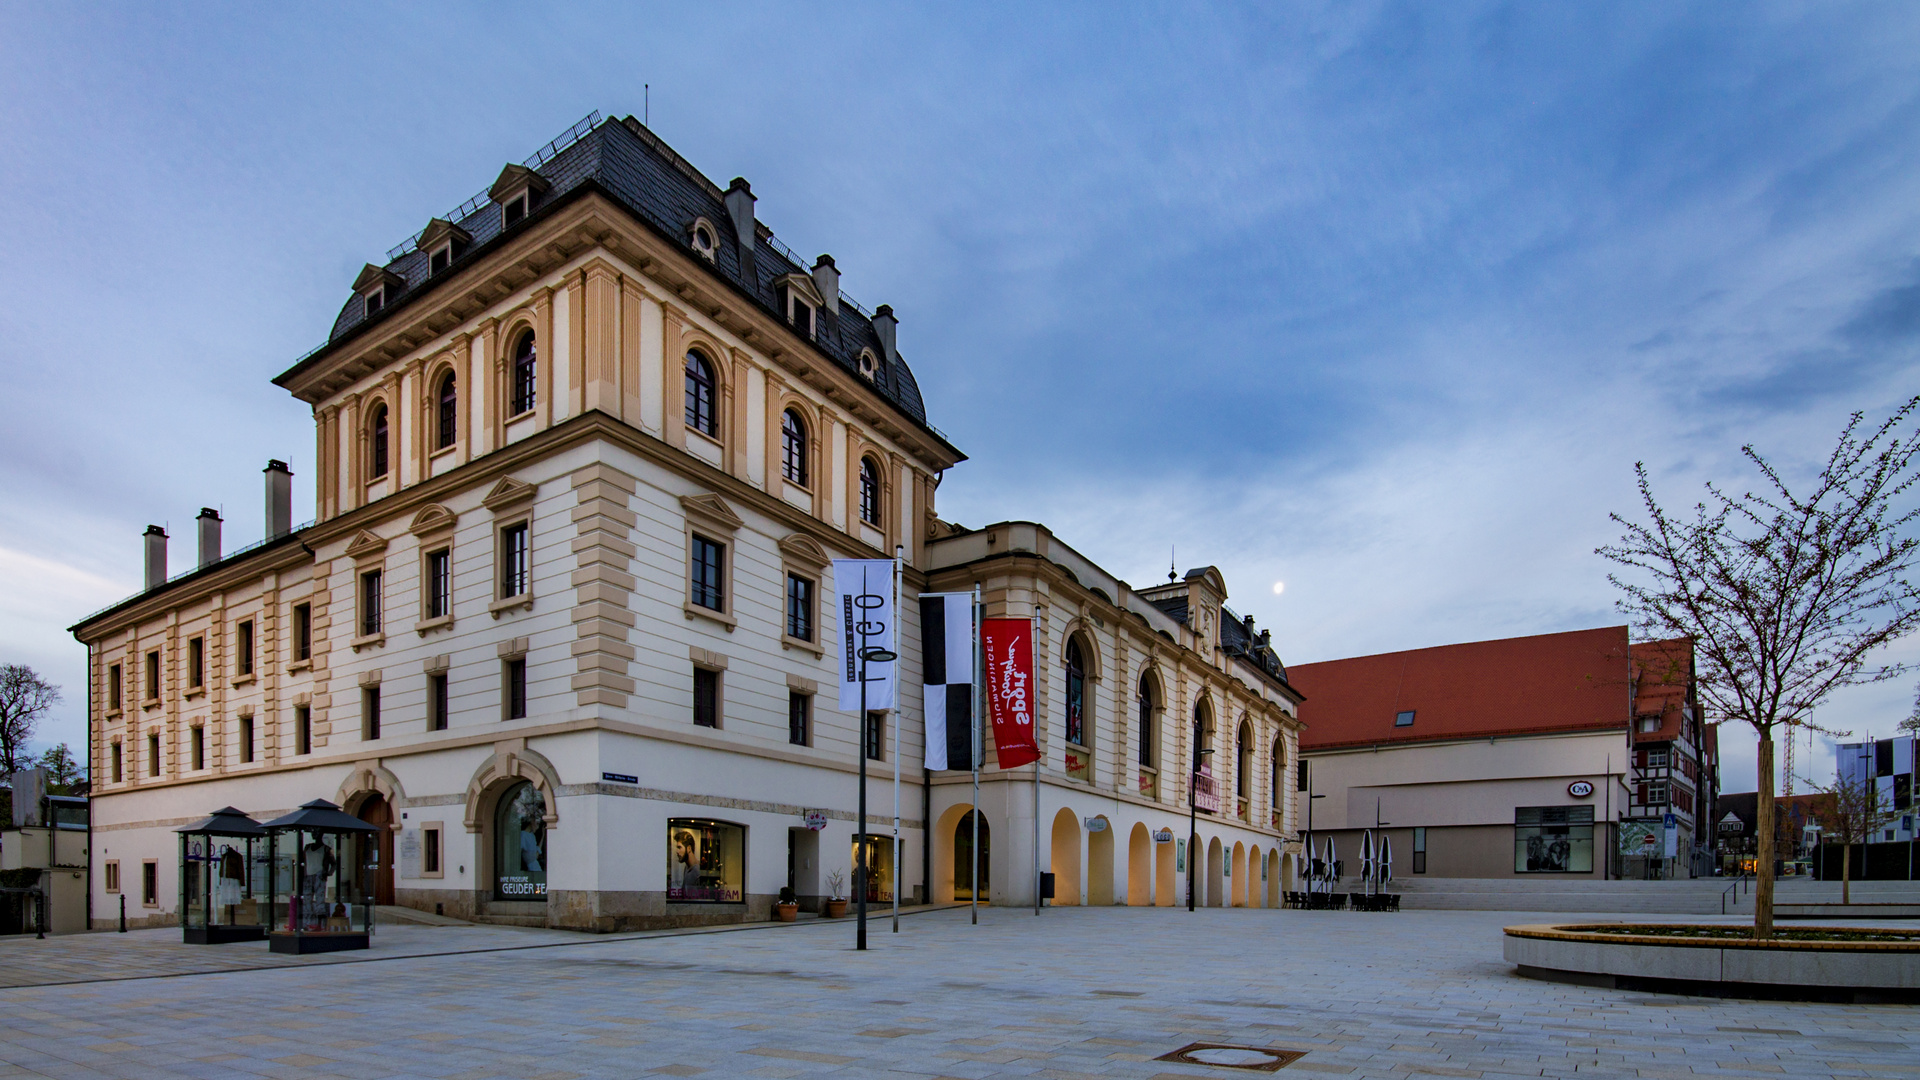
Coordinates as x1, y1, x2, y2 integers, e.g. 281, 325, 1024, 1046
143, 526, 168, 591
197, 508, 222, 569
265, 460, 293, 539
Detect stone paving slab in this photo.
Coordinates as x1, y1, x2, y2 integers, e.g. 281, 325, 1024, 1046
0, 908, 1915, 1079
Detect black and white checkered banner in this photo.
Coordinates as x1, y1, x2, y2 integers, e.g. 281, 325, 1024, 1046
919, 592, 975, 772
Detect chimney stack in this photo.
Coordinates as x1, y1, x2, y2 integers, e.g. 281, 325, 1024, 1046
265, 459, 293, 539
723, 178, 757, 272
196, 508, 222, 569
143, 526, 168, 591
810, 254, 840, 323
871, 304, 898, 367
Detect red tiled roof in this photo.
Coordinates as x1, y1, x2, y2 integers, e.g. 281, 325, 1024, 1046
1290, 626, 1643, 750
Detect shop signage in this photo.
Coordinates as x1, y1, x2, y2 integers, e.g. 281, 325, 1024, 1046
804, 810, 828, 831
1568, 781, 1594, 798
834, 559, 897, 711
1154, 829, 1175, 844
982, 618, 1040, 768
602, 772, 638, 785
1084, 817, 1108, 832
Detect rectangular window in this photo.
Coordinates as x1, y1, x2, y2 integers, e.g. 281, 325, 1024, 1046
1394, 710, 1415, 727
361, 570, 383, 635
239, 715, 254, 763
295, 705, 311, 755
865, 711, 885, 762
785, 573, 813, 641
147, 732, 160, 776
693, 667, 719, 728
788, 691, 810, 746
423, 824, 442, 875
188, 636, 204, 689
428, 548, 452, 617
237, 620, 254, 676
504, 659, 527, 721
1647, 748, 1669, 768
293, 602, 312, 661
1646, 780, 1669, 805
104, 860, 120, 893
111, 741, 123, 783
108, 663, 121, 711
190, 726, 204, 771
141, 861, 158, 907
430, 246, 451, 275
499, 524, 528, 598
430, 672, 450, 731
1296, 760, 1309, 792
363, 686, 381, 740
1514, 806, 1595, 873
690, 536, 724, 611
792, 299, 813, 338
667, 818, 745, 903
1413, 826, 1427, 874
503, 192, 527, 228
145, 650, 160, 701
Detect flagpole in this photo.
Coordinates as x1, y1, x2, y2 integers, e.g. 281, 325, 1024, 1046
971, 584, 981, 926
892, 546, 902, 934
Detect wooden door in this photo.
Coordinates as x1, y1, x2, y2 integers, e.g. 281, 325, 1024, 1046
357, 795, 396, 906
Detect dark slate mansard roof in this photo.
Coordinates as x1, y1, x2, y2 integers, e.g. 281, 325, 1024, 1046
285, 115, 936, 436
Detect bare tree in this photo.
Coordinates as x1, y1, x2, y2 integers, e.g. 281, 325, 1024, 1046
1804, 772, 1898, 904
0, 665, 61, 776
1599, 397, 1920, 938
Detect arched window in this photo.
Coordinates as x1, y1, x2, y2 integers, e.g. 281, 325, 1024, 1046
493, 780, 546, 900
1136, 674, 1156, 768
781, 408, 808, 485
510, 331, 537, 416
1237, 721, 1253, 798
435, 371, 457, 450
859, 457, 882, 525
685, 350, 717, 436
369, 403, 389, 478
1271, 737, 1285, 809
1063, 637, 1087, 746
1193, 700, 1212, 768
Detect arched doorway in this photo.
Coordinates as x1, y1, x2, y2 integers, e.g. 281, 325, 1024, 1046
355, 793, 395, 906
1268, 851, 1281, 908
1206, 837, 1224, 908
493, 780, 548, 900
1231, 841, 1248, 907
1248, 844, 1263, 907
954, 810, 990, 902
1155, 827, 1177, 906
1087, 817, 1114, 905
1049, 808, 1082, 906
1127, 823, 1153, 906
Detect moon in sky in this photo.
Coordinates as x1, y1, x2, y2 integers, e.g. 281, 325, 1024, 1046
1272, 581, 1285, 595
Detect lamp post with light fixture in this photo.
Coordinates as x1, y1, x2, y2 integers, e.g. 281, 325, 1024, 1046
1188, 746, 1214, 911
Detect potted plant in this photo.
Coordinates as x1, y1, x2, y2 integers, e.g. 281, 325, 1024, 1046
824, 870, 848, 918
775, 886, 799, 922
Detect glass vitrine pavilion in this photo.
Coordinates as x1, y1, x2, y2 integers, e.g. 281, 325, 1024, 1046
176, 806, 268, 944
261, 799, 379, 954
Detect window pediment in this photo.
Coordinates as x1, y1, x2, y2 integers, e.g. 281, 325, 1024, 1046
680, 493, 743, 534
488, 163, 551, 204
778, 532, 829, 571
345, 529, 389, 561
408, 504, 458, 538
482, 476, 537, 512
352, 264, 406, 296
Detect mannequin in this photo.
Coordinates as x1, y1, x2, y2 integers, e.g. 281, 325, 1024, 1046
299, 838, 336, 928
216, 844, 244, 920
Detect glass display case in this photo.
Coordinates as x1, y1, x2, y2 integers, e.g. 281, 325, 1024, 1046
176, 807, 268, 944
261, 799, 379, 954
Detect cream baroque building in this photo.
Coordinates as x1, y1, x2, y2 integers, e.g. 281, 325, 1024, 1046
71, 114, 1304, 930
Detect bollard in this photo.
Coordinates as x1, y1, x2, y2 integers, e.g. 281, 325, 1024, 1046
119, 893, 127, 932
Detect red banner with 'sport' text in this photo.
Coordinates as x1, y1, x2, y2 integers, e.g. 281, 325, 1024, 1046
982, 618, 1039, 769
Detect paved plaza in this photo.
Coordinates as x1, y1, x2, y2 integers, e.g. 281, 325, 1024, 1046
0, 907, 1915, 1080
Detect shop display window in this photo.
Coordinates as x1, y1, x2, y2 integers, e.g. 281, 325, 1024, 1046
494, 781, 548, 899
852, 834, 895, 903
667, 818, 744, 903
262, 799, 378, 954
176, 806, 269, 944
1514, 806, 1594, 873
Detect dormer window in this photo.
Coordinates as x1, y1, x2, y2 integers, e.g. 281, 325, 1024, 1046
858, 350, 878, 379
430, 245, 453, 275
418, 219, 472, 278
791, 297, 814, 339
352, 264, 406, 323
365, 287, 387, 317
689, 218, 718, 262
488, 163, 550, 234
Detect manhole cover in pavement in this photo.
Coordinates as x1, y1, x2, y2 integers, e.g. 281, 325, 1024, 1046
1154, 1042, 1306, 1071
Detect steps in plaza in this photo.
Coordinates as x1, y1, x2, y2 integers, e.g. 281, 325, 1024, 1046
1380, 876, 1920, 914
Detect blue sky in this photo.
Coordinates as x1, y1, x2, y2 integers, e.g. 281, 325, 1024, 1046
4, 3, 1919, 793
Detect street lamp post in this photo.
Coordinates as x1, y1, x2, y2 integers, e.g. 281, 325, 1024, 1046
855, 643, 896, 952
1187, 747, 1214, 912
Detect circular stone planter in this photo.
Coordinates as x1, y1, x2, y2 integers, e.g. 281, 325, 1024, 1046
1504, 923, 1920, 1003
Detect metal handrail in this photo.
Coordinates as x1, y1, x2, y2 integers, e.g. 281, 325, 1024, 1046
386, 111, 603, 261
1720, 871, 1754, 914
71, 521, 317, 628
